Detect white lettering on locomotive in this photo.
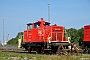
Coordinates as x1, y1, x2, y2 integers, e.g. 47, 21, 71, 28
38, 30, 42, 35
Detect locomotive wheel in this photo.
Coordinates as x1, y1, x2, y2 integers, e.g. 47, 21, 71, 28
28, 47, 31, 53
36, 47, 39, 53
41, 47, 44, 54
84, 46, 88, 54
88, 48, 90, 54
49, 50, 52, 54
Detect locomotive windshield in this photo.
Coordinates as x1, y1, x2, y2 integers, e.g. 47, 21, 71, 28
34, 21, 40, 28
34, 24, 40, 28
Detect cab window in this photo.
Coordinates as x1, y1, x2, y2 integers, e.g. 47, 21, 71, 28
27, 25, 32, 30
34, 24, 40, 28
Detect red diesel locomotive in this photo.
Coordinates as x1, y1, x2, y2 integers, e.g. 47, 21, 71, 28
21, 18, 69, 53
79, 25, 90, 53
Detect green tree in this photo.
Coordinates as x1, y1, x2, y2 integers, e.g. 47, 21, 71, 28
7, 32, 23, 45
77, 28, 84, 42
66, 28, 77, 43
66, 28, 84, 44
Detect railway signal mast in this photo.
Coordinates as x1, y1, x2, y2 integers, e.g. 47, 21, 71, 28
48, 3, 50, 22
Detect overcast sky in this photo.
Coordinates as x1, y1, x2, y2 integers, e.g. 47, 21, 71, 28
0, 0, 90, 42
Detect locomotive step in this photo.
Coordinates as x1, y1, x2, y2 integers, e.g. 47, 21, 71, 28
44, 49, 52, 50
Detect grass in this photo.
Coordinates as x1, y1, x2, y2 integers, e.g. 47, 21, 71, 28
0, 52, 90, 60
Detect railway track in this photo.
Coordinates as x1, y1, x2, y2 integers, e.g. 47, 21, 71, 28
0, 48, 26, 53
0, 48, 83, 55
0, 44, 84, 55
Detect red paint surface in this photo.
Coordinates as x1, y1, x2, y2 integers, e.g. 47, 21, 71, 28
84, 25, 90, 41
24, 18, 66, 42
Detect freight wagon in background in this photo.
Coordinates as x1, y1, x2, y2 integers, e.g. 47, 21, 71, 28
79, 25, 90, 53
21, 18, 70, 54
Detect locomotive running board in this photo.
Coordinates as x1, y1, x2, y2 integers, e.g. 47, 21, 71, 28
44, 49, 52, 50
